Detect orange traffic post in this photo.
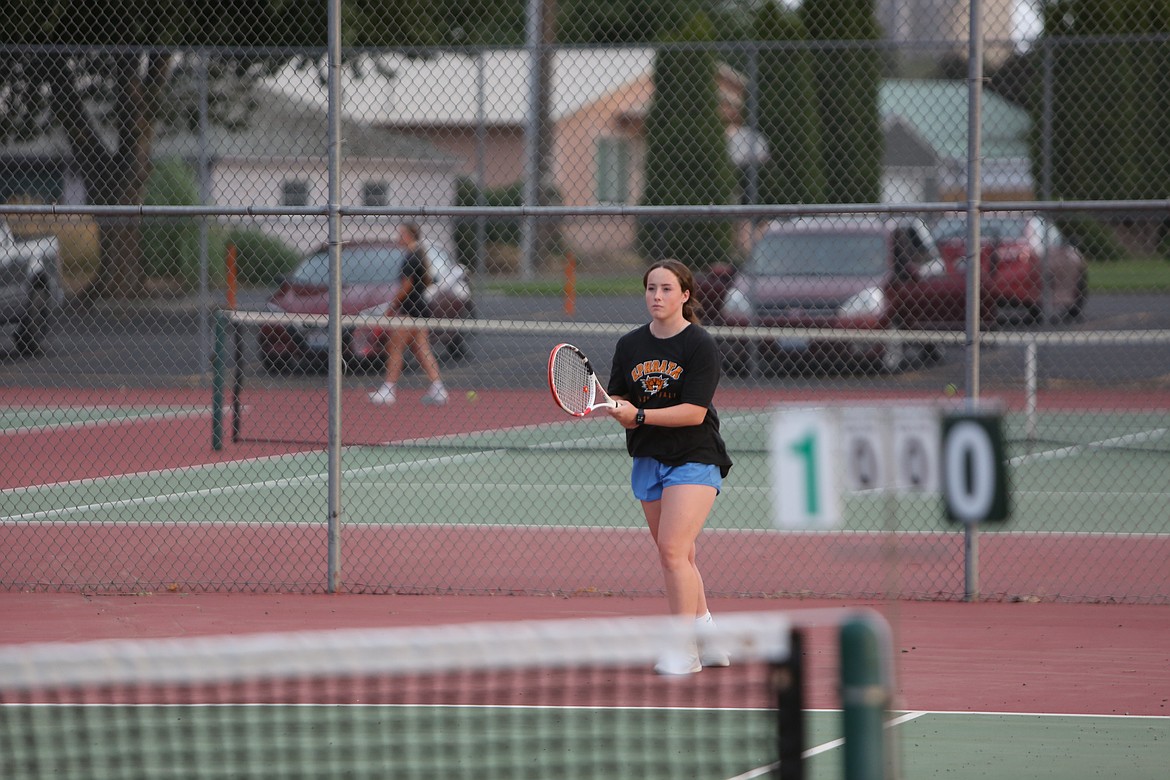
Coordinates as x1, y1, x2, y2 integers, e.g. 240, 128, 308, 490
225, 243, 238, 311
564, 251, 576, 317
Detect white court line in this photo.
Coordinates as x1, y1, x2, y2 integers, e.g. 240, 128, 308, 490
0, 420, 622, 519
0, 450, 504, 523
1009, 427, 1168, 466
1, 418, 584, 497
724, 711, 928, 780
0, 406, 211, 435
890, 708, 1168, 720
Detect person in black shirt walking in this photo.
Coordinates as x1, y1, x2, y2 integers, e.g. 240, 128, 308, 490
369, 223, 447, 406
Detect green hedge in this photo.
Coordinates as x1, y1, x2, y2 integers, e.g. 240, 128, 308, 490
142, 158, 300, 289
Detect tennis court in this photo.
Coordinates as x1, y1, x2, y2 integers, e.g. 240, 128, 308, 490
2, 392, 1167, 599
1, 596, 1166, 780
2, 386, 1167, 778
4, 706, 1162, 779
5, 404, 1168, 531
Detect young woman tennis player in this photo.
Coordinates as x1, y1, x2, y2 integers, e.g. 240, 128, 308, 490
605, 259, 733, 675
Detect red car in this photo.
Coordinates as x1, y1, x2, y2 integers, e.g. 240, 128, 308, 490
696, 216, 992, 374
258, 241, 474, 372
932, 212, 1088, 323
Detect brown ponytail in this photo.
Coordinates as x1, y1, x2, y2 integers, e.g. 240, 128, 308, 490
643, 259, 701, 324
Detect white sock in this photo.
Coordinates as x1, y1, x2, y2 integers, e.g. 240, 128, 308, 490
696, 611, 713, 626
430, 381, 445, 391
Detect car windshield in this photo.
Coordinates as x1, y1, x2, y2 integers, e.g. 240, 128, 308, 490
934, 217, 1028, 242
748, 232, 887, 276
291, 247, 406, 285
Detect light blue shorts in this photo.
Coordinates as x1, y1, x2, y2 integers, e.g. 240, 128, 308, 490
631, 457, 722, 502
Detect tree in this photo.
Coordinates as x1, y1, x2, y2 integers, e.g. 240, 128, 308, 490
753, 2, 825, 205
0, 0, 450, 300
0, 0, 757, 295
636, 12, 736, 268
801, 0, 882, 204
557, 0, 698, 43
1034, 0, 1170, 202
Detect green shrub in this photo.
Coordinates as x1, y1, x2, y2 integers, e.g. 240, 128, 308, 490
223, 227, 301, 287
453, 178, 563, 270
453, 178, 524, 267
1055, 215, 1127, 262
142, 158, 201, 285
1158, 218, 1170, 262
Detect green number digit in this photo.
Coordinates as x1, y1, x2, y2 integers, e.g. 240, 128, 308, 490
791, 432, 818, 516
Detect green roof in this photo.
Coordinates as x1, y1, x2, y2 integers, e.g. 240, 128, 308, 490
880, 79, 1031, 161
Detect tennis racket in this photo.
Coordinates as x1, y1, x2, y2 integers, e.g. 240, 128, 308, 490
548, 343, 618, 417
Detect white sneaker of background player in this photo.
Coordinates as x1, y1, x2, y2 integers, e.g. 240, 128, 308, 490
369, 383, 396, 405
421, 382, 448, 406
696, 611, 731, 668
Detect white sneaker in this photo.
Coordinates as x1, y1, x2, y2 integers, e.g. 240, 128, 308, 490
654, 642, 702, 676
369, 384, 396, 405
421, 383, 448, 406
697, 612, 731, 668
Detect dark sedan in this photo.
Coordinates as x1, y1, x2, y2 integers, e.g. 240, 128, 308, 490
696, 216, 992, 374
933, 212, 1088, 323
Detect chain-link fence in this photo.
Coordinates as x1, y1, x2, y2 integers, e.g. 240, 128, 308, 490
2, 1, 1167, 602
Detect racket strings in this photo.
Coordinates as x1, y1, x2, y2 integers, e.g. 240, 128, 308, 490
551, 349, 594, 415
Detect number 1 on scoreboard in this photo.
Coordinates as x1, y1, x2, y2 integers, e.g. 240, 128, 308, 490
770, 408, 843, 529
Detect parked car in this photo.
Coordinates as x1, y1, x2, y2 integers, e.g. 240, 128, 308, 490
696, 215, 991, 374
0, 219, 62, 357
932, 212, 1087, 323
257, 241, 474, 372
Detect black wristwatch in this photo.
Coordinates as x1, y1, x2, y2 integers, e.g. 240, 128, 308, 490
634, 408, 646, 427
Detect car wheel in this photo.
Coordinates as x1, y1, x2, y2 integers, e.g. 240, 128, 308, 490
13, 284, 52, 358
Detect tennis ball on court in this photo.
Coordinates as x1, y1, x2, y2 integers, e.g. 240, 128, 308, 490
944, 383, 958, 397
466, 390, 478, 402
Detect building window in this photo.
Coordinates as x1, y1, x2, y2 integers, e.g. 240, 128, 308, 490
362, 181, 389, 207
282, 179, 310, 207
596, 137, 630, 205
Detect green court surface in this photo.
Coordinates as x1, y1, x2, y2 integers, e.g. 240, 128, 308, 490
3, 406, 1166, 778
0, 405, 206, 433
2, 705, 1164, 780
5, 409, 1167, 537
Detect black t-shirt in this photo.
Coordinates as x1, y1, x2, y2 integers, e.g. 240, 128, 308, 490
399, 250, 430, 318
607, 323, 732, 477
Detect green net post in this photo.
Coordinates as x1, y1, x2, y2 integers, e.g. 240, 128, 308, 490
211, 310, 225, 451
840, 613, 891, 780
231, 317, 244, 444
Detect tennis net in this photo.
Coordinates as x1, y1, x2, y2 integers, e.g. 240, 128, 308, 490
0, 609, 893, 780
210, 309, 1170, 459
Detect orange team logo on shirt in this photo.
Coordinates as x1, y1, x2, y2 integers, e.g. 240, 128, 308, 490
631, 360, 683, 398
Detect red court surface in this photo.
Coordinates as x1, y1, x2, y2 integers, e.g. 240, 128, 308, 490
1, 591, 1166, 717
